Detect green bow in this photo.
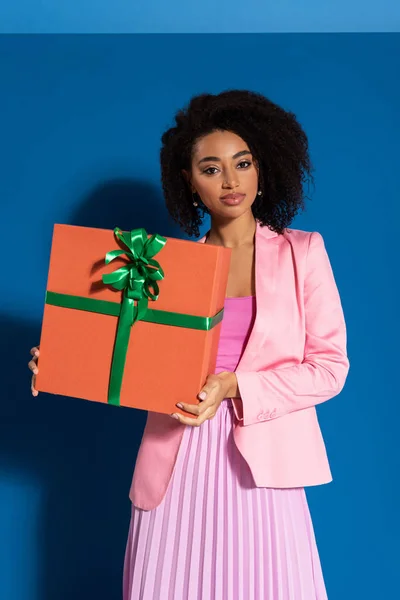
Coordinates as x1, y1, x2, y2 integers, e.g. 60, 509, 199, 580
102, 227, 166, 318
101, 227, 167, 405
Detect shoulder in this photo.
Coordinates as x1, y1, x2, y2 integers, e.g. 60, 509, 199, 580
257, 223, 326, 256
280, 228, 327, 264
283, 226, 325, 245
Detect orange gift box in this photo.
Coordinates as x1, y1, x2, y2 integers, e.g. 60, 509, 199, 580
35, 224, 231, 416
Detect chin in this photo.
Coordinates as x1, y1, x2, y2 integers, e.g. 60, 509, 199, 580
222, 204, 254, 219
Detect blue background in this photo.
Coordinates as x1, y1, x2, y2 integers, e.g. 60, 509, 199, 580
1, 33, 399, 599
0, 0, 400, 32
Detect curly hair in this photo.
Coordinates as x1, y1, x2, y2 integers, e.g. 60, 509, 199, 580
160, 89, 313, 238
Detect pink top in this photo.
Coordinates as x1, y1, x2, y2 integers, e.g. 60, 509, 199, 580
214, 296, 256, 376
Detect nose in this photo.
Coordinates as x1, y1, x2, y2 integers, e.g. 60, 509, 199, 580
222, 169, 239, 189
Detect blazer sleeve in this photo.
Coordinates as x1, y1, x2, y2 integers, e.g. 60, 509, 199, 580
232, 231, 350, 426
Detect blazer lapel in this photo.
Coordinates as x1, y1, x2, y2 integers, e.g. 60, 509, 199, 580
198, 221, 280, 370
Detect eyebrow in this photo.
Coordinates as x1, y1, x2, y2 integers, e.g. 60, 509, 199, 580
197, 150, 252, 165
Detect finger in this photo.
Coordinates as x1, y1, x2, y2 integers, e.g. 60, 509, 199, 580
31, 375, 38, 397
28, 359, 38, 372
198, 379, 220, 402
175, 401, 201, 416
28, 359, 39, 374
30, 347, 40, 357
170, 411, 206, 427
178, 394, 218, 418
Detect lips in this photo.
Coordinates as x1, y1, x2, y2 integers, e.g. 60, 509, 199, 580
220, 193, 246, 206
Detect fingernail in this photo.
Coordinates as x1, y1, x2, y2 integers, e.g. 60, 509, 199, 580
34, 351, 39, 357
176, 403, 183, 409
198, 392, 206, 400
171, 413, 179, 419
34, 369, 38, 375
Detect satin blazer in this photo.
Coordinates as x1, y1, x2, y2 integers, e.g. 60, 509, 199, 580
129, 222, 350, 511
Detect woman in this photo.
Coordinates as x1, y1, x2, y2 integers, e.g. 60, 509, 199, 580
29, 90, 350, 599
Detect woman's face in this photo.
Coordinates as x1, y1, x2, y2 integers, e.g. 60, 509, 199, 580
186, 130, 259, 220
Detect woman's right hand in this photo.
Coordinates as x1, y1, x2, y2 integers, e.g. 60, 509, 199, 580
28, 346, 40, 396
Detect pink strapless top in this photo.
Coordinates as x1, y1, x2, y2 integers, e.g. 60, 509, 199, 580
214, 295, 256, 375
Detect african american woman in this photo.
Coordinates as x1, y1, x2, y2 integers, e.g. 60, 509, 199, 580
29, 90, 349, 600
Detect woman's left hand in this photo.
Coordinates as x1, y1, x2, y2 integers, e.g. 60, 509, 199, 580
171, 372, 237, 427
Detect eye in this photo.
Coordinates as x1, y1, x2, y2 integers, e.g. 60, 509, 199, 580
203, 166, 219, 175
237, 160, 252, 169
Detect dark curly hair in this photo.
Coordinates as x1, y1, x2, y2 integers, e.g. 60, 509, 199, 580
160, 89, 314, 238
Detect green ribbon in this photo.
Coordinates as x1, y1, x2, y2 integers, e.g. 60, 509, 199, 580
99, 227, 167, 406
46, 227, 224, 406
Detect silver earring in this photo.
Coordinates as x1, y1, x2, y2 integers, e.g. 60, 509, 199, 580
257, 190, 262, 196
192, 192, 199, 207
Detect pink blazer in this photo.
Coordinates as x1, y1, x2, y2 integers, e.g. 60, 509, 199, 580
129, 223, 350, 511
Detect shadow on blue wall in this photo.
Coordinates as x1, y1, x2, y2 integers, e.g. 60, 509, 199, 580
71, 178, 184, 236
0, 179, 185, 599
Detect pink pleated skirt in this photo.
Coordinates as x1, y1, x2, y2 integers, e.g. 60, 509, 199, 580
123, 399, 328, 600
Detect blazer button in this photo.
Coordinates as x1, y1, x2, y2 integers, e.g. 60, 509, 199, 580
257, 413, 264, 421
270, 409, 277, 419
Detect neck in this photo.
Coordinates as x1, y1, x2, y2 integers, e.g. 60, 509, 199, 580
206, 211, 257, 249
